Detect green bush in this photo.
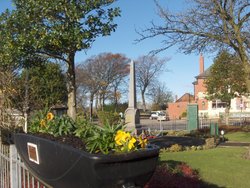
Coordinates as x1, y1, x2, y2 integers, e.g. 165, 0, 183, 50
97, 111, 120, 125
187, 128, 211, 139
181, 111, 187, 118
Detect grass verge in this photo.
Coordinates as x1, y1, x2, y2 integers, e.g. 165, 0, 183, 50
225, 132, 250, 142
160, 147, 250, 188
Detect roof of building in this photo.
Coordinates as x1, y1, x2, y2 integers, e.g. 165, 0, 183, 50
195, 67, 211, 79
176, 93, 195, 103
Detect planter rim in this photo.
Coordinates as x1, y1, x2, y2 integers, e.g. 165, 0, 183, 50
14, 133, 160, 160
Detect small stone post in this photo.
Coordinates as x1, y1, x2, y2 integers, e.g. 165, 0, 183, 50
125, 60, 141, 134
10, 145, 18, 188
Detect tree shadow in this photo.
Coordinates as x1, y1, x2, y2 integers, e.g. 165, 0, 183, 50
144, 160, 225, 188
149, 136, 205, 149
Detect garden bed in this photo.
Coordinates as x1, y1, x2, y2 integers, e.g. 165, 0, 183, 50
149, 136, 205, 149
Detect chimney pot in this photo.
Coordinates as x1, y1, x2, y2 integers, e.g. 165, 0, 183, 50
199, 53, 204, 73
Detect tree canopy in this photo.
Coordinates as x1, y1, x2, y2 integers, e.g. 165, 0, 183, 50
135, 55, 169, 111
137, 0, 250, 91
147, 82, 174, 110
76, 53, 129, 118
0, 0, 120, 120
205, 51, 247, 106
22, 62, 68, 111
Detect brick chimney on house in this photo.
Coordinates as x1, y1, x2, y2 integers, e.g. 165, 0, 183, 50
199, 53, 204, 73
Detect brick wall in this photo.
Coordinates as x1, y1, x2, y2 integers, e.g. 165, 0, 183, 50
168, 101, 188, 120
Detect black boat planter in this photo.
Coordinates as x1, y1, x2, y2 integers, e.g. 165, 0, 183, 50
14, 133, 160, 188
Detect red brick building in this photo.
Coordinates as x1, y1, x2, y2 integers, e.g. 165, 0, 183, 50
168, 54, 205, 120
192, 54, 210, 111
168, 53, 250, 119
168, 93, 194, 120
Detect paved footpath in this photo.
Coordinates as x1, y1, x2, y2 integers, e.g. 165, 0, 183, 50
218, 141, 250, 147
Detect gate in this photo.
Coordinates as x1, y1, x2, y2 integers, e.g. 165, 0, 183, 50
187, 104, 199, 131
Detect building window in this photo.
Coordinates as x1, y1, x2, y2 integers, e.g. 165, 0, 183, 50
212, 100, 227, 109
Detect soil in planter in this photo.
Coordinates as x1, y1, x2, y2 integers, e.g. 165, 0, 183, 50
30, 133, 86, 150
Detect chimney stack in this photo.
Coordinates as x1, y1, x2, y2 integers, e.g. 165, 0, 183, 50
199, 53, 204, 73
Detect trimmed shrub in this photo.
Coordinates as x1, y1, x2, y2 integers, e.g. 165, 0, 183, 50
169, 144, 183, 152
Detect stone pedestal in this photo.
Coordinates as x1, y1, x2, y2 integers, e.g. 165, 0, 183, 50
125, 60, 141, 134
125, 108, 141, 134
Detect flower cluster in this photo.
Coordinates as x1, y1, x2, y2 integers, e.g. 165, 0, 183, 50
115, 130, 148, 152
29, 111, 75, 137
40, 112, 54, 127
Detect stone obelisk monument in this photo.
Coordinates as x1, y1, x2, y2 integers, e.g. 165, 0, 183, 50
125, 60, 141, 134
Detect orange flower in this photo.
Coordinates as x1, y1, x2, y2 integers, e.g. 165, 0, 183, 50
47, 112, 54, 121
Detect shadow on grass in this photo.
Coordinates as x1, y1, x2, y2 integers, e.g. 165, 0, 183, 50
149, 136, 205, 149
144, 160, 225, 188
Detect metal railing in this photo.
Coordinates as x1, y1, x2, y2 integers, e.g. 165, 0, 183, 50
0, 141, 48, 188
0, 107, 48, 188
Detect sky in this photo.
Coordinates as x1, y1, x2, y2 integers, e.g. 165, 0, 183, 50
0, 0, 215, 99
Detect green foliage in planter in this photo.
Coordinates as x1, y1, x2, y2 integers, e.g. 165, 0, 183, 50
74, 117, 96, 139
28, 110, 76, 136
97, 111, 120, 125
28, 110, 148, 154
75, 123, 123, 154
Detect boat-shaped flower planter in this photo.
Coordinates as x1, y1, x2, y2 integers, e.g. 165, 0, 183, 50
14, 133, 160, 188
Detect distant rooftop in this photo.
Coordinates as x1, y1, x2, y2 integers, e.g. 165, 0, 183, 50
195, 67, 211, 79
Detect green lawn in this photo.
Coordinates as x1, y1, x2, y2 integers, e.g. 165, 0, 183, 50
160, 147, 250, 188
225, 132, 250, 142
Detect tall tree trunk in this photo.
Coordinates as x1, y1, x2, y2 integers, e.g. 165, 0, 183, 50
225, 99, 232, 126
141, 89, 146, 111
90, 94, 94, 121
102, 93, 105, 111
95, 94, 98, 111
241, 57, 250, 93
235, 43, 250, 92
114, 87, 118, 112
66, 52, 76, 120
225, 107, 230, 126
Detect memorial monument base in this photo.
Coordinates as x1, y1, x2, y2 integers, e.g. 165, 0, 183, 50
125, 108, 142, 135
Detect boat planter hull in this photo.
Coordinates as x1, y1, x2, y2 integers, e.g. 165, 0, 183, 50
14, 133, 159, 188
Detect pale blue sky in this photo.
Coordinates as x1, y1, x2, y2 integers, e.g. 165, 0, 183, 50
0, 0, 214, 98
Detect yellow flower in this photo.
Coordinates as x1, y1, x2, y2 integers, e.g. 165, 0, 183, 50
115, 130, 124, 145
139, 136, 148, 148
47, 112, 54, 121
115, 130, 129, 145
128, 137, 136, 150
40, 119, 46, 127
